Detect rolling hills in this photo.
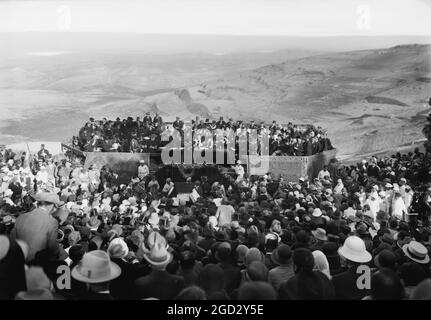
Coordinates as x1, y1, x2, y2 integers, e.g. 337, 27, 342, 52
1, 43, 430, 160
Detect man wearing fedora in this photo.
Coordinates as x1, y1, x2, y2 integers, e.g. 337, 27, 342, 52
10, 191, 64, 264
331, 236, 372, 300
311, 228, 328, 251
268, 244, 294, 291
133, 232, 184, 299
71, 250, 121, 300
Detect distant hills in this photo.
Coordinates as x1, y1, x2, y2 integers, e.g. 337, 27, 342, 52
0, 38, 430, 160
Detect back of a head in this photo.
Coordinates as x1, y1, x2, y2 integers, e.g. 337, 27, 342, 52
175, 286, 206, 300
69, 245, 85, 263
293, 248, 314, 273
247, 261, 268, 281
398, 262, 428, 287
291, 248, 335, 299
296, 230, 309, 244
238, 281, 277, 300
375, 249, 396, 270
198, 264, 225, 293
410, 279, 431, 300
371, 268, 405, 300
180, 251, 196, 270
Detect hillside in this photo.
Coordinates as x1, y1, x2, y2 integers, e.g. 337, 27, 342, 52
0, 44, 430, 160
0, 48, 322, 144
147, 44, 431, 159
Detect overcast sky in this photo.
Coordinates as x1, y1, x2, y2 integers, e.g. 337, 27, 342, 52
0, 0, 430, 36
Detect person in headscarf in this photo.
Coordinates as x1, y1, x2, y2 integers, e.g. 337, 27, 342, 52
278, 248, 335, 300
312, 250, 332, 280
334, 179, 344, 195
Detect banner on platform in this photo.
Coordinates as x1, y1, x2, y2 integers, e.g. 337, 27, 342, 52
242, 149, 337, 182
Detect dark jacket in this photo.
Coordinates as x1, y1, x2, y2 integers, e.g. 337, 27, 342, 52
331, 266, 369, 300
0, 237, 27, 300
133, 269, 184, 300
279, 270, 335, 300
217, 262, 241, 296
110, 259, 151, 300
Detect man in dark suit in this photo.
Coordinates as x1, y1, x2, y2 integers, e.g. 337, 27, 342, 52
215, 242, 241, 296
133, 232, 184, 299
108, 238, 151, 300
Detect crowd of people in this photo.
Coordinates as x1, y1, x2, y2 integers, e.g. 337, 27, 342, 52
72, 115, 333, 156
0, 139, 431, 300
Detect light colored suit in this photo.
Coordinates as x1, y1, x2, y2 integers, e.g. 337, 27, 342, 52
11, 207, 59, 262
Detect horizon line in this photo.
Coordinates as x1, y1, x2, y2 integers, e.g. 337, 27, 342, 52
1, 31, 431, 38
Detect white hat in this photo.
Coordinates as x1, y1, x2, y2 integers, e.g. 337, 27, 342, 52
338, 236, 372, 263
311, 228, 328, 241
71, 250, 121, 283
312, 208, 322, 217
35, 191, 64, 206
148, 211, 160, 226
402, 241, 430, 264
143, 232, 173, 267
400, 178, 407, 183
108, 238, 129, 259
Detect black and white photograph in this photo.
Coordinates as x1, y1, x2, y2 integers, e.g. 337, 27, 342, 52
0, 0, 431, 306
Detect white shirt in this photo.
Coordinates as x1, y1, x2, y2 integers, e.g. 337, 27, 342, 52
391, 197, 407, 220
365, 197, 381, 217
318, 170, 330, 180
